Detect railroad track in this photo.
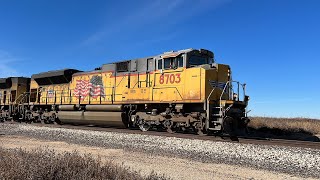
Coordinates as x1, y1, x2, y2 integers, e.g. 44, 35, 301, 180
2, 121, 320, 150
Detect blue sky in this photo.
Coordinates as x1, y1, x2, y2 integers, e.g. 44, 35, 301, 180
0, 0, 319, 118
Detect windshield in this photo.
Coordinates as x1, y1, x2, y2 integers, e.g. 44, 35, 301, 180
188, 56, 208, 67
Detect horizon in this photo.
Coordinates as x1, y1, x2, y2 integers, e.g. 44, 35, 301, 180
0, 0, 319, 118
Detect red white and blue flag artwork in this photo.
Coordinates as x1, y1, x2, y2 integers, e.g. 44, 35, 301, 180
74, 76, 105, 100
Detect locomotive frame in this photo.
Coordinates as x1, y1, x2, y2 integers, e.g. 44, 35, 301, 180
0, 48, 250, 135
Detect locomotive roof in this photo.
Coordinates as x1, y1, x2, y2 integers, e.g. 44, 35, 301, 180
73, 48, 214, 76
31, 69, 82, 79
0, 77, 30, 84
0, 78, 8, 84
32, 69, 82, 85
101, 48, 200, 66
32, 48, 213, 78
103, 48, 213, 65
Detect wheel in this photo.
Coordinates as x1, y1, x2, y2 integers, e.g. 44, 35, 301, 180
49, 114, 57, 124
193, 122, 205, 136
139, 123, 151, 132
137, 119, 151, 132
223, 116, 237, 136
26, 114, 34, 124
163, 120, 175, 133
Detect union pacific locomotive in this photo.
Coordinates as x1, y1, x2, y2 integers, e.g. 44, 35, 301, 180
0, 48, 250, 135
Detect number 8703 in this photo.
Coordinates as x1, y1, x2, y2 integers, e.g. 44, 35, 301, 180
159, 73, 181, 84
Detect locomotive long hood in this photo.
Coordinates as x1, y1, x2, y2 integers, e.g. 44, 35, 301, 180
0, 78, 12, 89
32, 69, 82, 85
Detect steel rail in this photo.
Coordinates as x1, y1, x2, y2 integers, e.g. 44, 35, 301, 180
2, 121, 320, 150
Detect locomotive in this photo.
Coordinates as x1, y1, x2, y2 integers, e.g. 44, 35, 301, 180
0, 48, 250, 135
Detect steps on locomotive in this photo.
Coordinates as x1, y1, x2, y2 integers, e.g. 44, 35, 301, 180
208, 106, 223, 131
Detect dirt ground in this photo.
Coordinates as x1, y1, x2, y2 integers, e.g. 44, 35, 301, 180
0, 135, 314, 180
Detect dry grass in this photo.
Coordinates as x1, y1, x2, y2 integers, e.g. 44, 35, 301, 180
249, 117, 320, 135
0, 148, 168, 180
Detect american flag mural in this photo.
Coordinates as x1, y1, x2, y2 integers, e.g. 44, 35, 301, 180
74, 76, 105, 100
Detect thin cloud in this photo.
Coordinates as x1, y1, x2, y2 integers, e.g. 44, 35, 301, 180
81, 0, 230, 46
0, 50, 21, 77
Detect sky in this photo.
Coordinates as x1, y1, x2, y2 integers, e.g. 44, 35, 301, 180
0, 0, 319, 118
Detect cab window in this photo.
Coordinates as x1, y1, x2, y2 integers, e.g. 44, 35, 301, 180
164, 58, 172, 69
178, 57, 183, 67
163, 56, 183, 69
188, 56, 208, 67
157, 59, 163, 70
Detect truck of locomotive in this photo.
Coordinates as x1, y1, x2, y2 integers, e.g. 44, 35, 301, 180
0, 48, 250, 135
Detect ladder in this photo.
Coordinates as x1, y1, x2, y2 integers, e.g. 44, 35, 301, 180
208, 106, 223, 131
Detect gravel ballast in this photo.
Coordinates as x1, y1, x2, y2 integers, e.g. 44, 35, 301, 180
0, 123, 320, 178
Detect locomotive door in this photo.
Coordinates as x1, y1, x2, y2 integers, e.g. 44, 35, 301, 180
153, 70, 183, 102
146, 58, 154, 87
184, 68, 201, 100
103, 72, 114, 103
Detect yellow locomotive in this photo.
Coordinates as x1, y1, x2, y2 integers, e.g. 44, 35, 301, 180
0, 48, 249, 135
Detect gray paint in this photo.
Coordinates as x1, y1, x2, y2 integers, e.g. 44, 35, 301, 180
74, 48, 214, 76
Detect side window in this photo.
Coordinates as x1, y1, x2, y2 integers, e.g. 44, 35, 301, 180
163, 56, 183, 69
177, 57, 183, 67
164, 59, 171, 69
157, 59, 163, 70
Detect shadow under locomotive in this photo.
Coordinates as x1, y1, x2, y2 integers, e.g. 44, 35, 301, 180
246, 127, 320, 142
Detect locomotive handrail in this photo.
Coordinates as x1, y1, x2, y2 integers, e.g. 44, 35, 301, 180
219, 81, 231, 107
219, 80, 246, 107
14, 92, 30, 105
41, 94, 115, 105
206, 87, 216, 122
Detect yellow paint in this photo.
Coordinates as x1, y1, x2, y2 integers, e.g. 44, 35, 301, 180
34, 64, 231, 105
0, 79, 29, 105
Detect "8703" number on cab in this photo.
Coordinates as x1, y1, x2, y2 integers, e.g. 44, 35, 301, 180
159, 73, 181, 84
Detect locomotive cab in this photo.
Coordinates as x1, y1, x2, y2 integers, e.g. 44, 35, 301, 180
152, 49, 249, 135
186, 49, 214, 68
157, 49, 214, 70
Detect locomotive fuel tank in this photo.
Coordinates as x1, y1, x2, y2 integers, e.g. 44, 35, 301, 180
57, 105, 127, 127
